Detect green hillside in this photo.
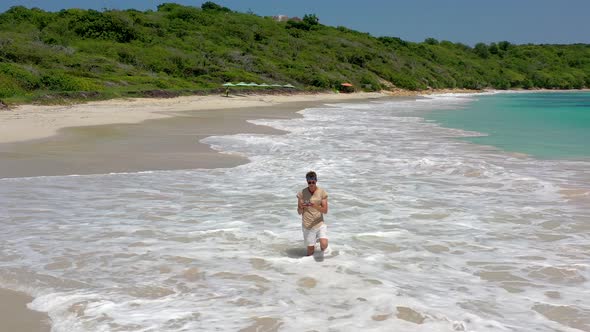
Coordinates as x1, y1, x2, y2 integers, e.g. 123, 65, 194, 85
1, 2, 589, 104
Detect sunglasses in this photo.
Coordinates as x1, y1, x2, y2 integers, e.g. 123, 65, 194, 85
307, 180, 316, 184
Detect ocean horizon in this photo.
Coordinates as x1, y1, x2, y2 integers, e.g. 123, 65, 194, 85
1, 92, 588, 331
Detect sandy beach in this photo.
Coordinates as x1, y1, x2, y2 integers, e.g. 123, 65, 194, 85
0, 91, 396, 178
0, 92, 391, 145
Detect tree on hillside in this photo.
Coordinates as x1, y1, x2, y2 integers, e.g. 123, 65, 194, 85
424, 37, 439, 45
303, 14, 319, 25
156, 3, 184, 12
201, 2, 231, 12
489, 42, 499, 55
498, 41, 512, 51
474, 42, 490, 58
286, 14, 320, 32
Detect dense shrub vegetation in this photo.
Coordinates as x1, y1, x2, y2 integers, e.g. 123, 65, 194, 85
0, 2, 589, 102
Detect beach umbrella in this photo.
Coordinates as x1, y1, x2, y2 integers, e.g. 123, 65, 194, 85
283, 84, 295, 88
222, 82, 235, 87
340, 82, 354, 93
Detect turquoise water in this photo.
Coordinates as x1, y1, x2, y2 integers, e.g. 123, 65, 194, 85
424, 92, 590, 159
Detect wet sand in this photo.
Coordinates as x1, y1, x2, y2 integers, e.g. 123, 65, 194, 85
0, 101, 309, 178
0, 288, 51, 332
0, 93, 388, 178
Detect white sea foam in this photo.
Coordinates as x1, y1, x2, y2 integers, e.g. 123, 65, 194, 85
1, 96, 589, 331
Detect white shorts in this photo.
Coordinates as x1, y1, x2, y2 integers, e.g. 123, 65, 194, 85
302, 224, 327, 247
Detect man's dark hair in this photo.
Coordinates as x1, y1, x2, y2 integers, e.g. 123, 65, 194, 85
306, 171, 317, 180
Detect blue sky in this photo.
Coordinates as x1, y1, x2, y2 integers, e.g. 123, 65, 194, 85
2, 0, 589, 45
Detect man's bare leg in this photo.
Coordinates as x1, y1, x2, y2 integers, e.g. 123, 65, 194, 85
319, 238, 328, 251
307, 246, 315, 256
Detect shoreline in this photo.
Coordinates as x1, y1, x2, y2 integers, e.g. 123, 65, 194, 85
0, 89, 484, 145
0, 91, 400, 178
0, 88, 585, 145
0, 91, 388, 145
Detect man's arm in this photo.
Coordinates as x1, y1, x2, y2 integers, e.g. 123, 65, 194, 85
297, 193, 304, 215
311, 198, 328, 214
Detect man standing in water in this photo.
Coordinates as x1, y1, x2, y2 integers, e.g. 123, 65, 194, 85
297, 171, 329, 256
